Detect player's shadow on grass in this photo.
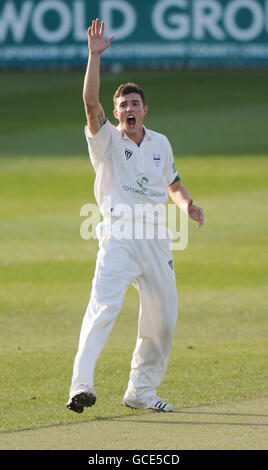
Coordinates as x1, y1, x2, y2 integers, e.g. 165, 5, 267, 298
104, 409, 268, 428
177, 410, 268, 418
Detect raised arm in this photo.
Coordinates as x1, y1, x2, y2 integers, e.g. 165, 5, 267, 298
83, 19, 114, 135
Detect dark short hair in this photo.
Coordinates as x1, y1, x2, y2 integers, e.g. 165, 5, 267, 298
113, 82, 146, 107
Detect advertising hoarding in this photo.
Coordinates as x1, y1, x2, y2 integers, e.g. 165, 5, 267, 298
0, 0, 268, 68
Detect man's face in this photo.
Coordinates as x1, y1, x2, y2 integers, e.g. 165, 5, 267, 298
113, 93, 148, 136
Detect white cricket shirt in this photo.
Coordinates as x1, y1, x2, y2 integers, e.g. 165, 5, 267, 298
85, 120, 179, 223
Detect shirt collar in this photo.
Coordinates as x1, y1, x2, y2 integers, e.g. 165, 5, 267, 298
116, 124, 152, 142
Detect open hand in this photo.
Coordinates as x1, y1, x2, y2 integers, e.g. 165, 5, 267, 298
88, 18, 114, 55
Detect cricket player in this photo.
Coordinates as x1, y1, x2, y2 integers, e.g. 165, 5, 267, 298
67, 19, 204, 413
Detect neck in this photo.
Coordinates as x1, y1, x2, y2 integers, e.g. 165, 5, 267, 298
126, 127, 145, 146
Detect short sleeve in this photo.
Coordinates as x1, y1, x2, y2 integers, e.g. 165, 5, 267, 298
84, 120, 113, 169
164, 138, 180, 185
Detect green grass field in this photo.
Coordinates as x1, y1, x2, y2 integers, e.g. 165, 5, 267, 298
0, 69, 268, 436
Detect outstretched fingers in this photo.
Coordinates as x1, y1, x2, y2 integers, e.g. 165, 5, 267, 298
87, 18, 114, 52
89, 18, 103, 37
95, 18, 99, 35
88, 19, 98, 37
91, 19, 95, 35
105, 34, 114, 49
100, 20, 104, 36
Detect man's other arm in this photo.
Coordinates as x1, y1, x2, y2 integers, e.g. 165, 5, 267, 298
168, 180, 204, 228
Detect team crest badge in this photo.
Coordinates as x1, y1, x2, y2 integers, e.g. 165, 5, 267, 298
153, 154, 161, 167
125, 149, 133, 160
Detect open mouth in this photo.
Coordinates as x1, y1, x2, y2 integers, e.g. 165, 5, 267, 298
127, 115, 136, 128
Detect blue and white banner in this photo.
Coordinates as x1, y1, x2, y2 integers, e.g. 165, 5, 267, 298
1, 0, 268, 67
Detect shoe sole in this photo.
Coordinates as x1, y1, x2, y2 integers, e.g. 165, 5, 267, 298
67, 392, 96, 413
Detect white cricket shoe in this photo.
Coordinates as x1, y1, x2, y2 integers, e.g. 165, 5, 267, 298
122, 395, 174, 412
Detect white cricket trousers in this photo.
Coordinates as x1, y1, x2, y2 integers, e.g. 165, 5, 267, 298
69, 221, 178, 402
